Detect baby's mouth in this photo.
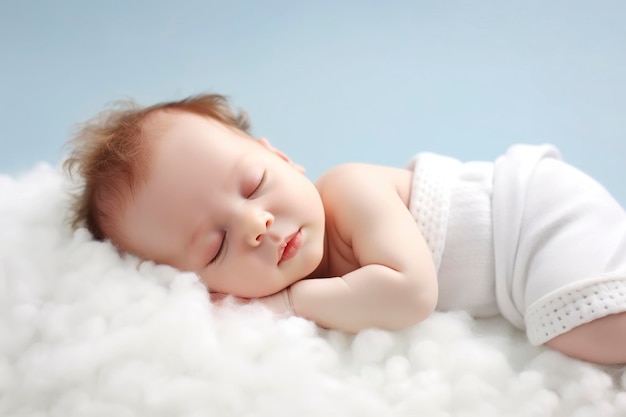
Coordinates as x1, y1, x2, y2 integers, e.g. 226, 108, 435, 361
278, 229, 302, 264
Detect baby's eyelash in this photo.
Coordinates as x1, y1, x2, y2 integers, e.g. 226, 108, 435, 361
207, 233, 226, 266
248, 170, 267, 198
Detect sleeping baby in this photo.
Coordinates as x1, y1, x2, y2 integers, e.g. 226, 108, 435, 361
64, 93, 626, 365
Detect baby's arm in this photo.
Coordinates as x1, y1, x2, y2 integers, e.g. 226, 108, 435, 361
286, 163, 438, 332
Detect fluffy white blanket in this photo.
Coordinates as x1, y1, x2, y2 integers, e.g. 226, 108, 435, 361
1, 165, 625, 417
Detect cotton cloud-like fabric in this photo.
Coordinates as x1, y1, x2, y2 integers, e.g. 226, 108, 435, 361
0, 164, 625, 417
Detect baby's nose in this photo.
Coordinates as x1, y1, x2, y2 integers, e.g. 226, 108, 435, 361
244, 210, 274, 247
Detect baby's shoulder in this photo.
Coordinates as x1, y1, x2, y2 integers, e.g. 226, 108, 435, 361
317, 162, 386, 190
317, 162, 375, 182
318, 162, 410, 182
316, 163, 412, 208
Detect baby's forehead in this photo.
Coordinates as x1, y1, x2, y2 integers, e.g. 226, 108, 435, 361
141, 109, 194, 138
138, 110, 216, 166
140, 110, 260, 183
143, 108, 232, 135
143, 113, 241, 170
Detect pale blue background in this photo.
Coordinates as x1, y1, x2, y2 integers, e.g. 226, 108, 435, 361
2, 1, 625, 201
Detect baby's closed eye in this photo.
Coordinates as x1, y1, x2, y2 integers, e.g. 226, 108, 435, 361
245, 169, 267, 198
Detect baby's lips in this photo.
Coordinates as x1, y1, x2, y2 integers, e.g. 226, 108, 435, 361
278, 229, 302, 264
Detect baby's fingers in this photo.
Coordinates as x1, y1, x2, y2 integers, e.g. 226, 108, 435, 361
209, 292, 249, 306
209, 292, 228, 305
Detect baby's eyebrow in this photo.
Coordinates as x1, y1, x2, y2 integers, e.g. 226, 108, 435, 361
229, 150, 257, 178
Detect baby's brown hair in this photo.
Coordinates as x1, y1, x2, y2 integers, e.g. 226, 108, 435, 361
64, 93, 250, 241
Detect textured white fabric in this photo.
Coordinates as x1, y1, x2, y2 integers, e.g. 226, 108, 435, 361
438, 160, 497, 317
492, 144, 562, 330
496, 150, 626, 344
525, 279, 626, 345
408, 153, 497, 317
407, 153, 458, 272
411, 144, 626, 345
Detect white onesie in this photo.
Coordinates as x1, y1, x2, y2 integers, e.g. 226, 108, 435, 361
408, 144, 626, 345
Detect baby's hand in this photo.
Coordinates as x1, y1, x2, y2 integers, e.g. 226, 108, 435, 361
209, 292, 248, 306
209, 289, 294, 318
256, 288, 294, 317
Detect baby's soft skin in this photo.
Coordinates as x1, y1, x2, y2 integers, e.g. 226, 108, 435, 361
114, 110, 439, 332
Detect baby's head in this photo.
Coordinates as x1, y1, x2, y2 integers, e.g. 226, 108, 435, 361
65, 94, 250, 241
65, 94, 326, 297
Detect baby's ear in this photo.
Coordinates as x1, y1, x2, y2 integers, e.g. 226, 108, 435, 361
258, 138, 305, 174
